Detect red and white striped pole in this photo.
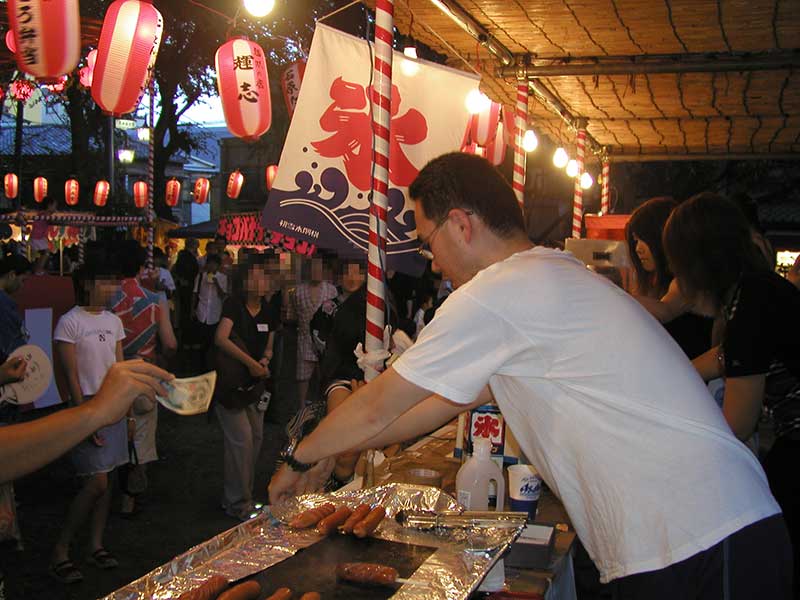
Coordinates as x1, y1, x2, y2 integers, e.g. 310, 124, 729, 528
364, 0, 394, 383
600, 156, 611, 215
512, 83, 528, 205
146, 78, 155, 270
572, 124, 587, 238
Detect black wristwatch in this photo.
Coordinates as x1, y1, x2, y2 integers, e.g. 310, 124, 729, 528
281, 437, 315, 472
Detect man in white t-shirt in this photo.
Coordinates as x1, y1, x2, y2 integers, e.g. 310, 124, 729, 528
269, 153, 791, 599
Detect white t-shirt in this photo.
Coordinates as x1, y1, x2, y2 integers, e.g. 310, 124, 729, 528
158, 267, 176, 292
193, 271, 228, 324
54, 307, 124, 396
394, 247, 780, 583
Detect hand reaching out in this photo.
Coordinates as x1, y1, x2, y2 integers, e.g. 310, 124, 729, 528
0, 357, 26, 385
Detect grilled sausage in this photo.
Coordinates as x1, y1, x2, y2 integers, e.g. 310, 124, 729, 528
265, 588, 292, 600
175, 575, 228, 600
336, 562, 399, 586
352, 506, 386, 538
217, 580, 262, 600
299, 593, 321, 600
315, 506, 352, 535
339, 504, 371, 534
288, 503, 336, 528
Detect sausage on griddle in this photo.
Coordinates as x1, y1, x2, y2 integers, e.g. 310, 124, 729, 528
175, 575, 228, 600
299, 593, 321, 600
288, 503, 336, 528
217, 580, 262, 600
339, 503, 371, 534
352, 506, 386, 538
336, 562, 399, 586
265, 587, 293, 600
315, 506, 352, 535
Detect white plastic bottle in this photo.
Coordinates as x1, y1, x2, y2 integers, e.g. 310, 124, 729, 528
456, 438, 505, 511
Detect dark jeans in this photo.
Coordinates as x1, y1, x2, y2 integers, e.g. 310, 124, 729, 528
610, 514, 792, 600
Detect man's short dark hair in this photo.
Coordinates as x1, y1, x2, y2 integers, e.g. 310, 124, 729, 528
0, 254, 31, 277
205, 253, 222, 267
409, 153, 525, 237
115, 240, 146, 278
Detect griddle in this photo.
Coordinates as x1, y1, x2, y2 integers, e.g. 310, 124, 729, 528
245, 535, 437, 599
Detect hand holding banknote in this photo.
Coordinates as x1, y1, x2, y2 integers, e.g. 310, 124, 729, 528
156, 371, 217, 416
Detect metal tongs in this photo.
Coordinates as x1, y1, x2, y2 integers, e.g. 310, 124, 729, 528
395, 510, 528, 530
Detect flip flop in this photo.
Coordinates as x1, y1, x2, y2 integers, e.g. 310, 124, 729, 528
50, 560, 83, 584
87, 548, 119, 569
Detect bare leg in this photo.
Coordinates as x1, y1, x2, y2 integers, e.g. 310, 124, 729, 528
88, 471, 113, 552
52, 473, 107, 563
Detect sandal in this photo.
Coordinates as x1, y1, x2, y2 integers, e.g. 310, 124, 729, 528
50, 560, 83, 584
87, 548, 119, 569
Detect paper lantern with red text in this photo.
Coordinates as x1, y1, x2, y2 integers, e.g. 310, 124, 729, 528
33, 176, 48, 203
133, 180, 148, 208
193, 178, 209, 204
226, 170, 244, 199
280, 60, 306, 118
165, 178, 180, 207
7, 0, 81, 80
215, 38, 271, 141
265, 164, 278, 191
94, 180, 110, 207
64, 178, 79, 206
92, 0, 163, 116
4, 173, 18, 199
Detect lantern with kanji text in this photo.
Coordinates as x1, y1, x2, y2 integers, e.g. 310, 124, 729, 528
33, 176, 48, 203
64, 178, 79, 206
215, 38, 271, 141
133, 181, 148, 208
94, 180, 110, 207
266, 164, 278, 191
165, 178, 180, 207
7, 0, 81, 80
193, 178, 209, 204
4, 173, 18, 199
226, 170, 244, 199
92, 0, 163, 116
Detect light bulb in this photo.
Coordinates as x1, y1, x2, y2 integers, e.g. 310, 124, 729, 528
553, 147, 569, 168
580, 172, 593, 189
403, 46, 418, 59
465, 89, 490, 114
522, 130, 538, 152
401, 47, 419, 76
243, 0, 274, 18
566, 159, 579, 178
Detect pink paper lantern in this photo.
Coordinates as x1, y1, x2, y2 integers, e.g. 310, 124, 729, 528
6, 0, 81, 80
226, 170, 244, 199
64, 178, 79, 206
79, 49, 98, 88
133, 180, 148, 208
469, 100, 501, 147
215, 37, 271, 141
33, 176, 48, 203
94, 180, 110, 207
193, 178, 209, 204
165, 178, 180, 207
4, 173, 18, 199
484, 121, 507, 166
5, 30, 16, 54
280, 60, 306, 119
265, 164, 278, 191
9, 78, 34, 101
92, 0, 163, 116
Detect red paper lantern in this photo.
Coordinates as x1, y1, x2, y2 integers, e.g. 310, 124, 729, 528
5, 30, 16, 54
280, 60, 306, 119
79, 49, 98, 88
33, 176, 48, 203
226, 170, 244, 199
64, 178, 79, 206
484, 121, 507, 167
133, 180, 148, 208
193, 178, 209, 205
215, 37, 271, 141
9, 78, 34, 102
94, 180, 110, 207
7, 0, 81, 80
468, 100, 501, 147
4, 173, 18, 199
265, 164, 278, 191
92, 0, 163, 116
165, 178, 180, 207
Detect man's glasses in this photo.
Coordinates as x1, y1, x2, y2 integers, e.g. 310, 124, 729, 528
417, 210, 473, 261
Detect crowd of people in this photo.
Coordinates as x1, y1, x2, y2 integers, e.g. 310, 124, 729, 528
0, 152, 797, 599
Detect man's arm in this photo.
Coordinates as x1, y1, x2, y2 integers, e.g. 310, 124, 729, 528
157, 296, 178, 356
692, 345, 723, 382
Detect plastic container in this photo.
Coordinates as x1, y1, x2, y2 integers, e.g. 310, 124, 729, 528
456, 438, 505, 511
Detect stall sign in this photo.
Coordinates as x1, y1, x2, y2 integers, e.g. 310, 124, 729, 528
217, 213, 316, 257
280, 60, 306, 119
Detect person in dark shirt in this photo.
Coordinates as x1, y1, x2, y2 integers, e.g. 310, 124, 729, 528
0, 254, 31, 362
664, 192, 799, 594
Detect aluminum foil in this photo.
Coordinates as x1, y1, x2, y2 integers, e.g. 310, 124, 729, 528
103, 483, 524, 600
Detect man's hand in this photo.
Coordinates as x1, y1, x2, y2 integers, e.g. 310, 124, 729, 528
86, 360, 173, 429
268, 463, 308, 506
0, 357, 26, 384
248, 361, 268, 379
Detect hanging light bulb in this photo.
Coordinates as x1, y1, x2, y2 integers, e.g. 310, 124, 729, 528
522, 129, 538, 153
403, 46, 418, 59
566, 159, 579, 178
401, 46, 419, 77
580, 172, 594, 189
243, 0, 274, 17
553, 147, 569, 168
465, 89, 490, 114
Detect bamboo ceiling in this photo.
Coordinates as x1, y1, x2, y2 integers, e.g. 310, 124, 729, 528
367, 0, 800, 161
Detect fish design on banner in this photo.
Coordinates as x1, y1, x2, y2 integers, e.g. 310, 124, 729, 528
263, 23, 479, 274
